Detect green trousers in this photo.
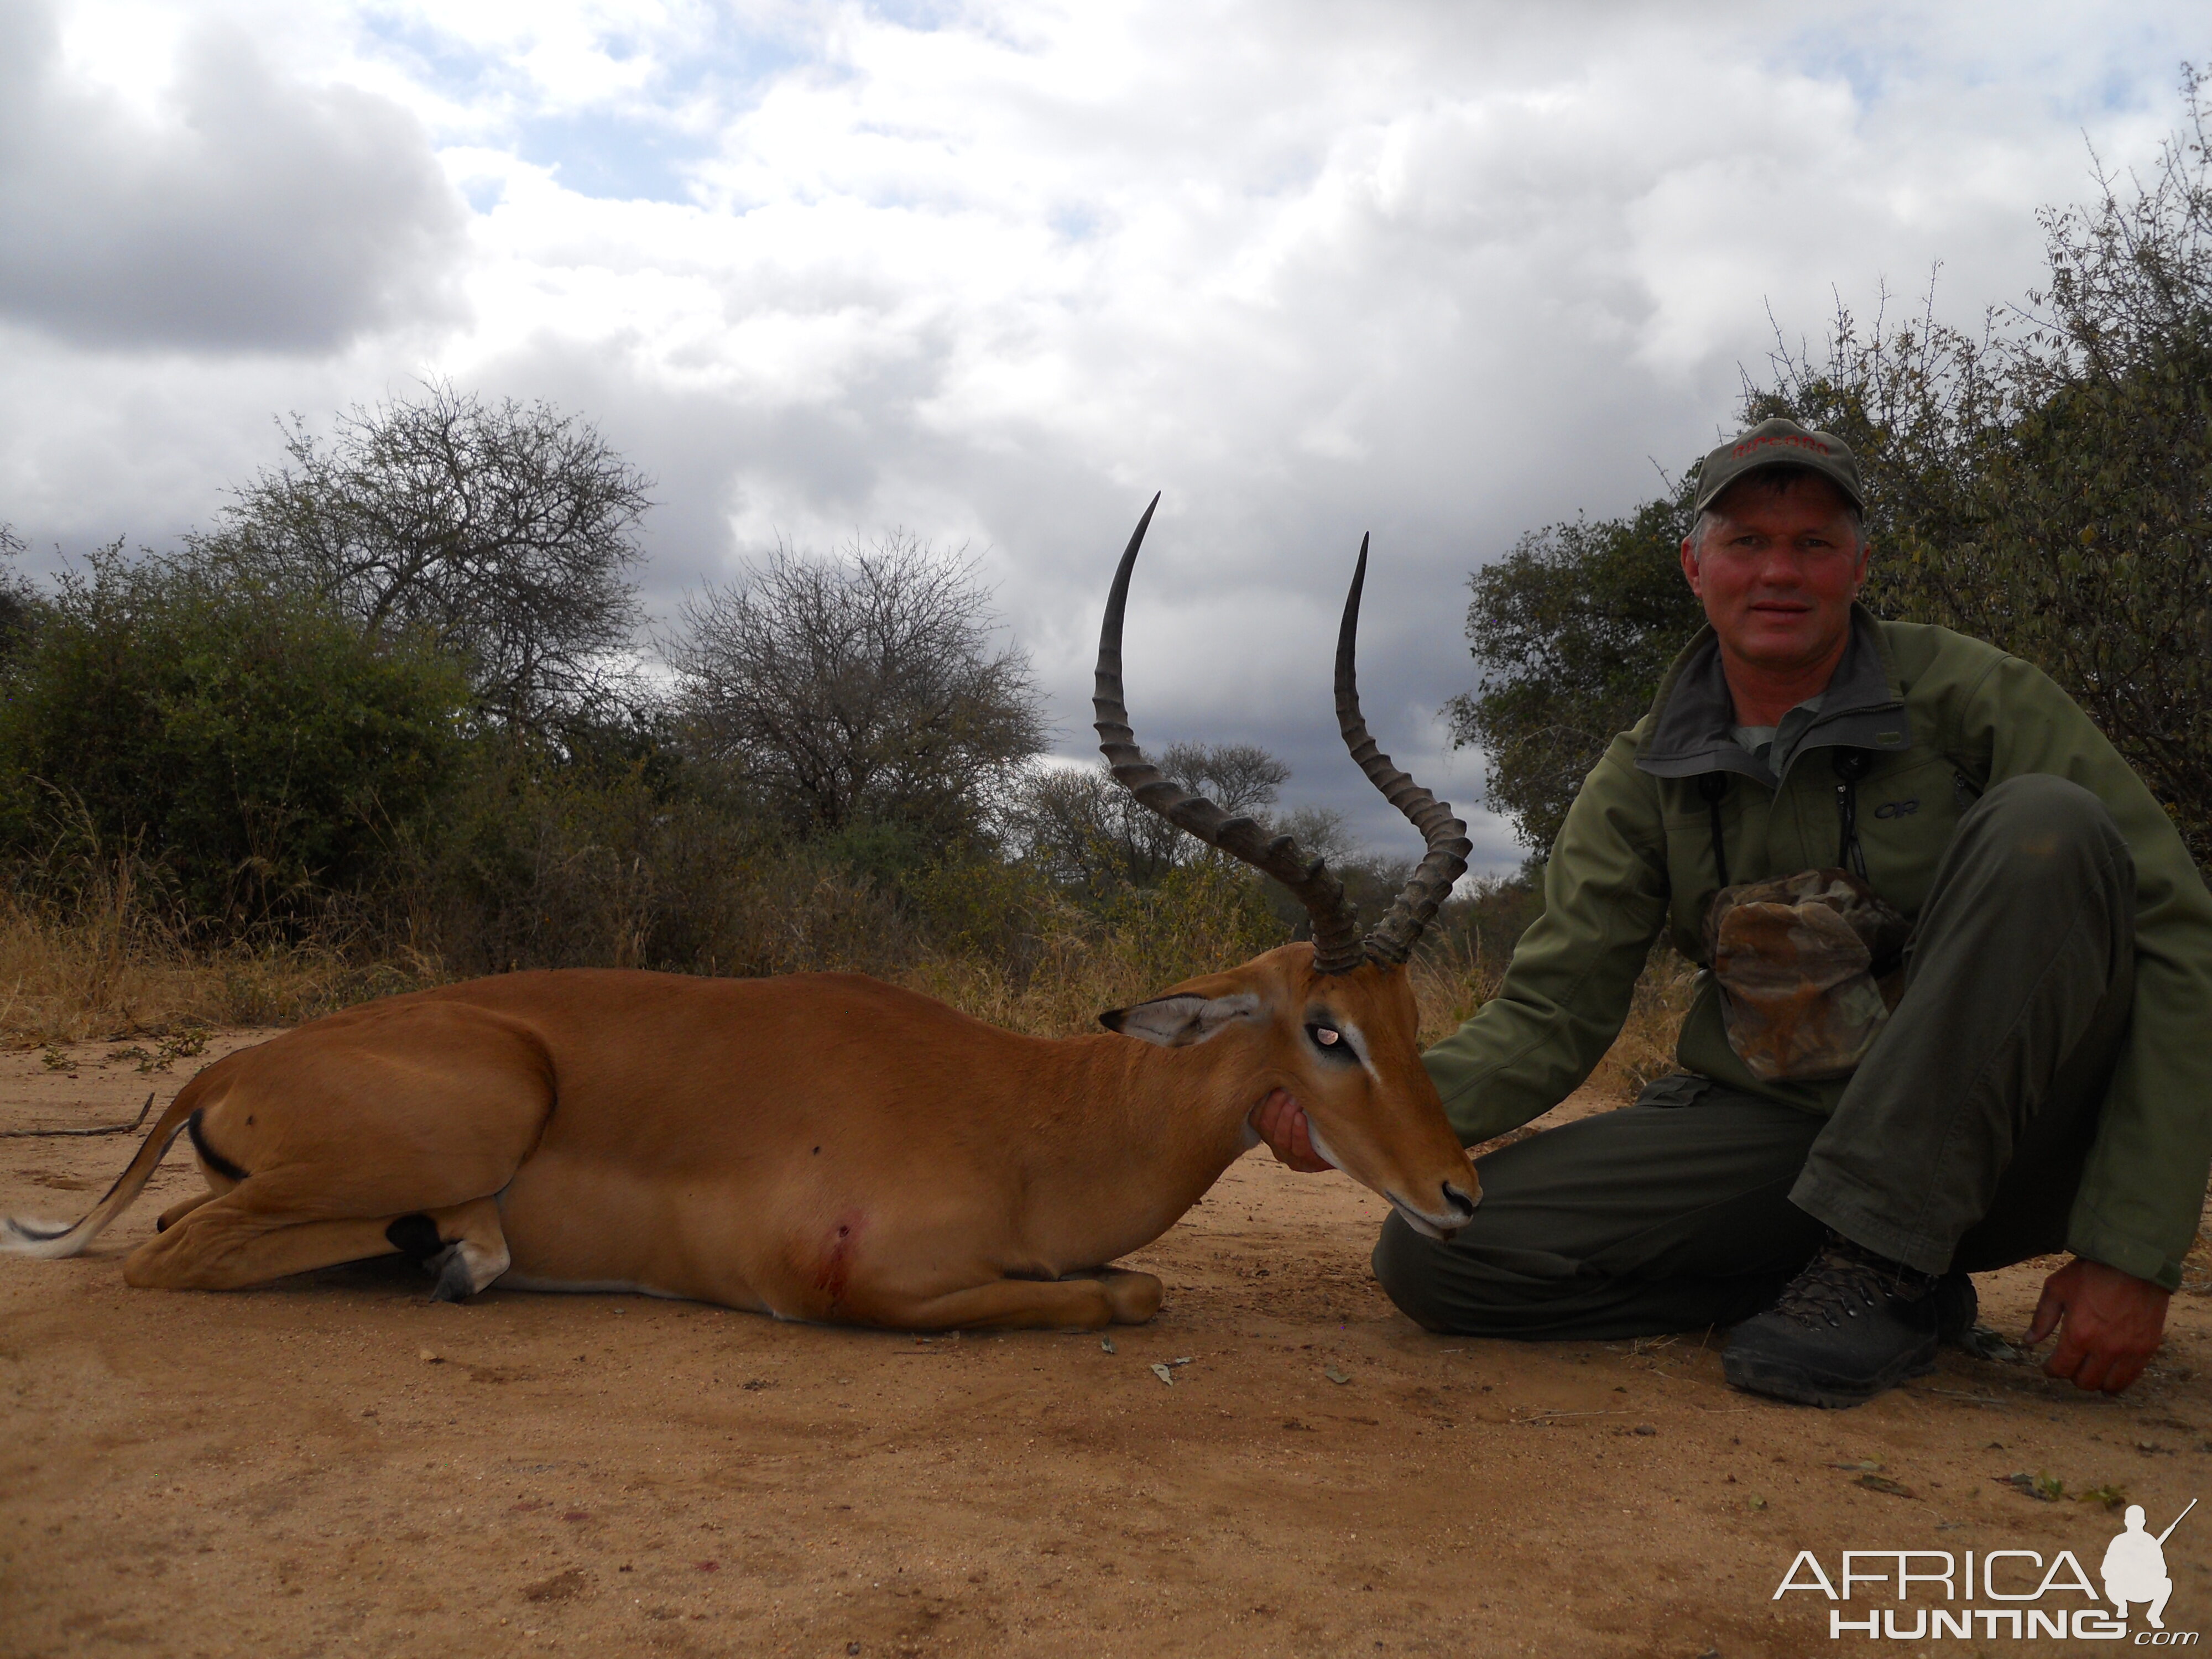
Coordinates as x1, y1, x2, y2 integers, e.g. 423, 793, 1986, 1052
1373, 774, 2137, 1339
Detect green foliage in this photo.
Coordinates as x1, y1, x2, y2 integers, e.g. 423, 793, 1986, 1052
1753, 68, 2212, 868
1457, 69, 2212, 871
0, 524, 40, 668
406, 726, 785, 975
1444, 491, 1707, 854
902, 846, 1067, 970
0, 545, 468, 931
1098, 859, 1291, 989
816, 818, 949, 894
0, 397, 1433, 1003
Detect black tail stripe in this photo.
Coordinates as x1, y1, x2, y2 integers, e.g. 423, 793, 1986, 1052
186, 1110, 249, 1184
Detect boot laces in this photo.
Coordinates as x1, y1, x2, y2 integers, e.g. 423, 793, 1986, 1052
1772, 1242, 1931, 1329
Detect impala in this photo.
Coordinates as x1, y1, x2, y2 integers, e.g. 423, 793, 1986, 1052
3, 499, 1478, 1330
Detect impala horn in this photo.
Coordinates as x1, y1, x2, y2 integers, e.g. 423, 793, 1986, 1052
1336, 533, 1472, 964
1093, 495, 1368, 975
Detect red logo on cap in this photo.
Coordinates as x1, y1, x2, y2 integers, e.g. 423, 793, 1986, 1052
1733, 434, 1833, 458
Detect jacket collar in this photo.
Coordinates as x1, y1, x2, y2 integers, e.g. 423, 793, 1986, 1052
1635, 603, 1911, 784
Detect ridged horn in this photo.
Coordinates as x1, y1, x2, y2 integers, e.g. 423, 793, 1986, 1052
1335, 534, 1472, 965
1094, 495, 1368, 975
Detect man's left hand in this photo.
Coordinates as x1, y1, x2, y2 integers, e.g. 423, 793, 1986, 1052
2026, 1256, 2170, 1394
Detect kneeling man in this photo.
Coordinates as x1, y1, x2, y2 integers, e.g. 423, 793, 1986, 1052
1256, 417, 2212, 1407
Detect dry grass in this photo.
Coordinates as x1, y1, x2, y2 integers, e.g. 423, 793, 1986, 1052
1589, 951, 1702, 1100
0, 863, 1698, 1103
0, 852, 444, 1047
1408, 933, 1504, 1049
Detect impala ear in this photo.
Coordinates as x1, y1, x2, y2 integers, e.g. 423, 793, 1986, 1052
1099, 992, 1261, 1047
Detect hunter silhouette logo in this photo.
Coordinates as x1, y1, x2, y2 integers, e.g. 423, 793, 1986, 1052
2106, 1501, 2194, 1630
1773, 1498, 2198, 1641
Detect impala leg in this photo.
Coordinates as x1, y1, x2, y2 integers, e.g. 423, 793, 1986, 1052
155, 1191, 217, 1232
867, 1268, 1164, 1332
124, 1192, 510, 1295
387, 1196, 510, 1302
158, 1140, 244, 1232
1059, 1267, 1164, 1324
124, 1191, 408, 1290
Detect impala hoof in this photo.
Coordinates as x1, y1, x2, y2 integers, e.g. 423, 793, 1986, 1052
426, 1245, 477, 1303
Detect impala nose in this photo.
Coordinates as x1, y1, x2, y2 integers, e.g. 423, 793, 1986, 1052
1442, 1181, 1479, 1222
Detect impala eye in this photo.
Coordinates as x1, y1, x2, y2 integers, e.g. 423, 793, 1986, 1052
1308, 1024, 1343, 1049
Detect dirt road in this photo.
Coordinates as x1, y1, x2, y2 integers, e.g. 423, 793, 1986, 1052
4, 1032, 2209, 1657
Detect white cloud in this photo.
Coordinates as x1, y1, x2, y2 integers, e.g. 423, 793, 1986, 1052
0, 0, 2199, 869
0, 0, 465, 351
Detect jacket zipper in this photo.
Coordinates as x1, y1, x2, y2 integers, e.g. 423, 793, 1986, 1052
1833, 748, 1872, 880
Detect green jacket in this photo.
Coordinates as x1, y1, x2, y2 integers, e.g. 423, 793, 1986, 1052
1425, 606, 2212, 1290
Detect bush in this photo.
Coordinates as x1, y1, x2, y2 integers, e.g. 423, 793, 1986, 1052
1750, 70, 2212, 869
0, 545, 469, 933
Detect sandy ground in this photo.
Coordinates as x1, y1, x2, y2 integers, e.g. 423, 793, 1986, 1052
3, 1030, 2211, 1659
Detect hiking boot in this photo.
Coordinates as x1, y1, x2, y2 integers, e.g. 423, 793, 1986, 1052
1932, 1271, 1978, 1347
1723, 1234, 1944, 1408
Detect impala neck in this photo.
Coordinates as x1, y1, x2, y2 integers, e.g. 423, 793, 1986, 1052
1015, 1031, 1277, 1273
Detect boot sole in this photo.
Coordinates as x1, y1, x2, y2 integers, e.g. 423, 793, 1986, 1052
1723, 1342, 1938, 1409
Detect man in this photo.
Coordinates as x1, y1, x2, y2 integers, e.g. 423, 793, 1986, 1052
1254, 416, 2212, 1407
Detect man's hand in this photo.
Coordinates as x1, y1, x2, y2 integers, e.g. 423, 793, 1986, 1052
1248, 1088, 1331, 1173
2026, 1256, 2170, 1394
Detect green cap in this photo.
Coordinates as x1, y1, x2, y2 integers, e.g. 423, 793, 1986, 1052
1692, 417, 1865, 515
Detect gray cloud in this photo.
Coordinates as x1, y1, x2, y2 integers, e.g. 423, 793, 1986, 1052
0, 1, 465, 351
1, 1, 2198, 876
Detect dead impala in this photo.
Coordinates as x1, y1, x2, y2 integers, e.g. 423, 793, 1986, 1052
3, 498, 1478, 1330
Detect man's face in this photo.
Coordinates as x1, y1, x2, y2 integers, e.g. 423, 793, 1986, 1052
1679, 476, 1869, 675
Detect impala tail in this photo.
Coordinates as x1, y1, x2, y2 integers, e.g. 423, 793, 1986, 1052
1, 1090, 201, 1259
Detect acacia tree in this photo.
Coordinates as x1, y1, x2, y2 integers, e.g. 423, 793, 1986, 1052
666, 535, 1045, 847
199, 382, 651, 733
1005, 741, 1291, 896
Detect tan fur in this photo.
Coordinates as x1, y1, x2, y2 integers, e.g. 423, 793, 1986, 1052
6, 946, 1476, 1331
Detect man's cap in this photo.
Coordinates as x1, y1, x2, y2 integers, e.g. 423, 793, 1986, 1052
1692, 416, 1865, 516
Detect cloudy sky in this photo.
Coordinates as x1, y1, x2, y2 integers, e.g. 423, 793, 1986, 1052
0, 0, 2200, 870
